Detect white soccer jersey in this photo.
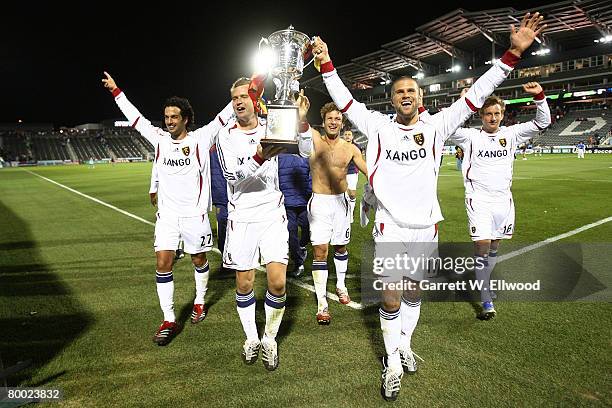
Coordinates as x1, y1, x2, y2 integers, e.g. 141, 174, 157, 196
321, 53, 518, 228
451, 95, 551, 200
113, 90, 233, 217
215, 120, 285, 223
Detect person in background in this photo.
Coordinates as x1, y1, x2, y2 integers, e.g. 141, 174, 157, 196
278, 153, 312, 277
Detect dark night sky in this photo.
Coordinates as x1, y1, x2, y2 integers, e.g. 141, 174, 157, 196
3, 1, 543, 128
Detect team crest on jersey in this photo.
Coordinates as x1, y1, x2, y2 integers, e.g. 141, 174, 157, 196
413, 133, 425, 146
471, 227, 476, 233
499, 138, 507, 147
249, 139, 257, 145
182, 146, 190, 156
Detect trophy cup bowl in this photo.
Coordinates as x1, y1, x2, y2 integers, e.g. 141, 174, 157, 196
261, 26, 312, 154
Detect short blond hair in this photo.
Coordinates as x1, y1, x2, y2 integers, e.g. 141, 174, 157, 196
231, 77, 251, 93
479, 95, 505, 116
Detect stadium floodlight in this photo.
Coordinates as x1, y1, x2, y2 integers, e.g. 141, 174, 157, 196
412, 72, 425, 79
253, 39, 274, 75
594, 35, 612, 43
531, 48, 550, 56
485, 58, 499, 65
445, 65, 461, 73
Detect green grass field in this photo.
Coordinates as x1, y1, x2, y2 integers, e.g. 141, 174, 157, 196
1, 154, 611, 407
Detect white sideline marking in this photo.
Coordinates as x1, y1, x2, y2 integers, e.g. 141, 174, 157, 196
497, 216, 612, 263
27, 170, 362, 309
28, 171, 610, 308
27, 171, 154, 226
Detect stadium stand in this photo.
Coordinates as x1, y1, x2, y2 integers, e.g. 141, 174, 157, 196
302, 0, 611, 151
1, 1, 610, 164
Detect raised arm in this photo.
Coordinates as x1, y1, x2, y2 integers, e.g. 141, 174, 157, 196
190, 101, 234, 150
313, 37, 389, 138
436, 12, 547, 141
102, 71, 165, 146
513, 82, 551, 144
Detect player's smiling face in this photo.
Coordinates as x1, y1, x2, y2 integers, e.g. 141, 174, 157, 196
164, 106, 187, 137
323, 110, 343, 138
392, 78, 419, 120
231, 84, 255, 122
480, 104, 504, 133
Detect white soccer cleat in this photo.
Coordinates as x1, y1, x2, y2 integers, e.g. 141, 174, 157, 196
335, 287, 351, 305
399, 347, 417, 374
241, 339, 261, 365
261, 337, 279, 371
381, 357, 403, 402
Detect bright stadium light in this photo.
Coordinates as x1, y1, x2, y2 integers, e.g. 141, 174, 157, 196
445, 65, 461, 73
253, 43, 274, 75
412, 72, 425, 79
485, 58, 499, 65
594, 35, 612, 43
531, 48, 550, 56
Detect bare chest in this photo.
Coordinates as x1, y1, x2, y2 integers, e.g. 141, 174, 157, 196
313, 141, 352, 169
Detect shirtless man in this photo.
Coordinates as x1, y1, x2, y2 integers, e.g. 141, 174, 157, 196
298, 94, 367, 324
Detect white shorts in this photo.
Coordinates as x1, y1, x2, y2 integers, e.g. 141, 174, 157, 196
465, 196, 515, 241
346, 173, 358, 190
308, 193, 351, 246
222, 216, 289, 270
154, 212, 213, 254
372, 222, 439, 282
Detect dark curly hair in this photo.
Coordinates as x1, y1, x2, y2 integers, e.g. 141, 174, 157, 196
164, 96, 195, 129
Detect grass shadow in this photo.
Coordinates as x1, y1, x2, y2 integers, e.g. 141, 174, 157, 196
0, 201, 92, 386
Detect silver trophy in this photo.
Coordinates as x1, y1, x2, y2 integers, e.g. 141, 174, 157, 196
259, 26, 313, 154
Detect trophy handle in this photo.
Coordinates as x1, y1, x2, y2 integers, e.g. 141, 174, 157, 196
258, 37, 270, 51
302, 36, 316, 70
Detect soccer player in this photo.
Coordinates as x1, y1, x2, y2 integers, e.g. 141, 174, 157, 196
449, 82, 551, 319
215, 77, 310, 370
102, 72, 233, 346
343, 128, 362, 220
297, 99, 367, 324
312, 12, 545, 401
576, 140, 586, 158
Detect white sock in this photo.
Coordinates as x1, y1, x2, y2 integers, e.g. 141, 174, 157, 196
379, 307, 402, 370
348, 196, 356, 221
236, 290, 258, 341
156, 271, 175, 322
263, 290, 286, 341
194, 262, 210, 304
400, 297, 421, 351
334, 251, 349, 289
475, 255, 492, 303
312, 261, 329, 311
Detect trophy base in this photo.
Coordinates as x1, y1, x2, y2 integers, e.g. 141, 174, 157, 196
260, 139, 299, 155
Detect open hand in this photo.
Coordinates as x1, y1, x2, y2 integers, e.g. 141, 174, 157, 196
509, 12, 547, 57
296, 89, 310, 120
